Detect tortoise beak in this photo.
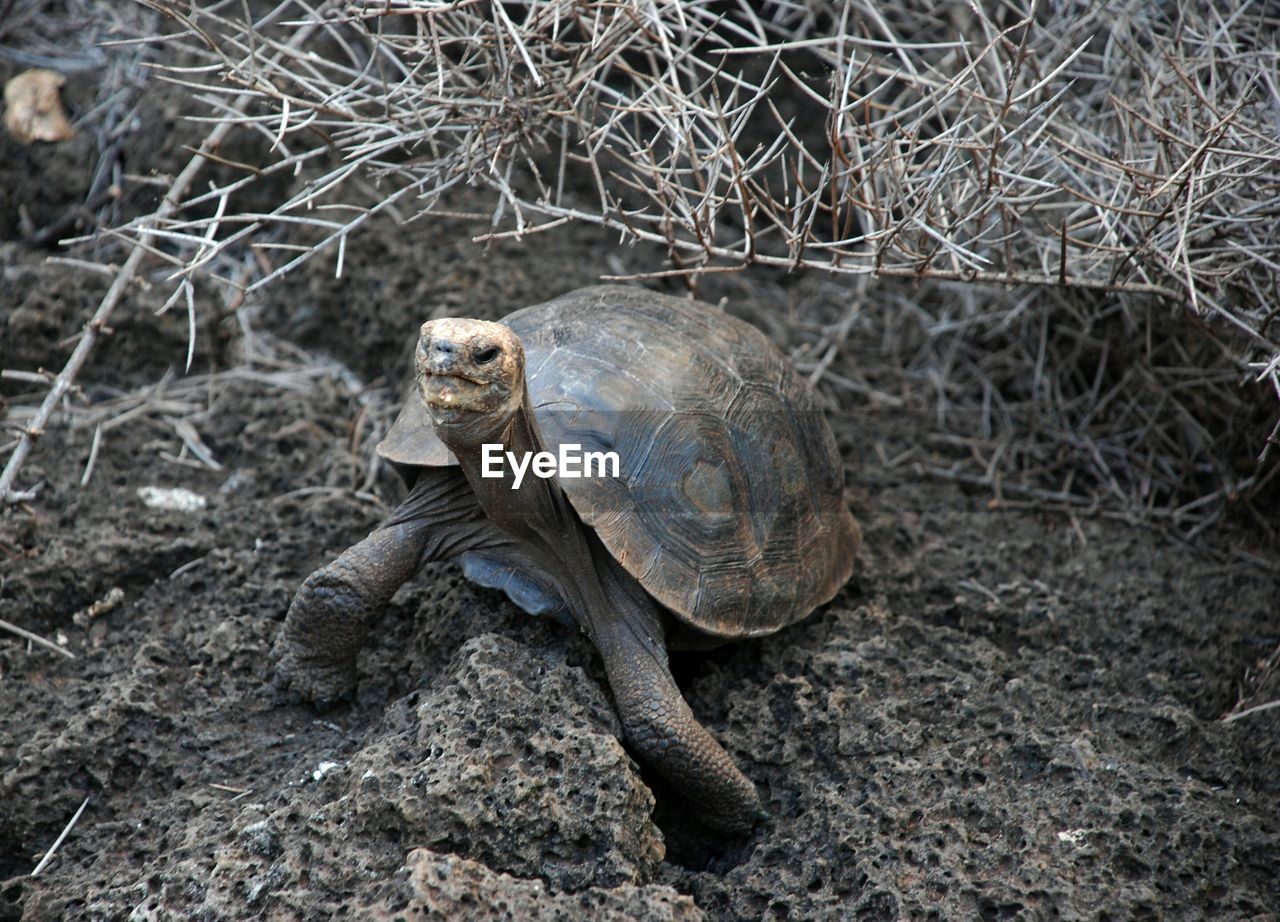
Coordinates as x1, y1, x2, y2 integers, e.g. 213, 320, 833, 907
421, 369, 486, 387
417, 337, 484, 385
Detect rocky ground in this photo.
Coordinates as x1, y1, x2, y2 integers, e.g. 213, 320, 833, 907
2, 11, 1279, 921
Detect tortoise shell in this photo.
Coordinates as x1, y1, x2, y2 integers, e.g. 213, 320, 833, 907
378, 285, 859, 639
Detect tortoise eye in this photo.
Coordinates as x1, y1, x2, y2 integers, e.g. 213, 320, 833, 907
474, 345, 500, 364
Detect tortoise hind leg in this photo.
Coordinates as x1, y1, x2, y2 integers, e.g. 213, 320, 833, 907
594, 613, 763, 831
586, 557, 764, 831
273, 467, 493, 705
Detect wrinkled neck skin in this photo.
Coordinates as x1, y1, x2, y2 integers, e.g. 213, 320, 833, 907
442, 392, 666, 663
454, 390, 575, 545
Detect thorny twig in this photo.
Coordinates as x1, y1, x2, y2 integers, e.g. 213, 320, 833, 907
108, 1, 1280, 320
3, 0, 1279, 538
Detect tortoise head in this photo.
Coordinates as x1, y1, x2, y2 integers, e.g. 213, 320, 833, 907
415, 318, 526, 448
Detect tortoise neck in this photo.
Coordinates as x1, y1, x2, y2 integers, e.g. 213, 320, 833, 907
452, 390, 577, 545
450, 391, 669, 660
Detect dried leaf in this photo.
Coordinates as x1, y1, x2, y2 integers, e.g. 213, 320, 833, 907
3, 68, 75, 144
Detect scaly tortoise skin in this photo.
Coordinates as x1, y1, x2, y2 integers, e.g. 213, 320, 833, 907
274, 285, 860, 830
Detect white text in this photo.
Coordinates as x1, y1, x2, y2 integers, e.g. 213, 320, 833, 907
481, 443, 620, 489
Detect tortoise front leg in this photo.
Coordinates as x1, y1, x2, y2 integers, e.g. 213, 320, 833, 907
586, 568, 764, 832
273, 467, 490, 704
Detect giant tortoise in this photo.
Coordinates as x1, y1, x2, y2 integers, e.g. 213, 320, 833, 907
274, 285, 860, 830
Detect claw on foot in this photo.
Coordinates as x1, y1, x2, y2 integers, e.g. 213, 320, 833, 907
272, 635, 358, 708
273, 570, 372, 707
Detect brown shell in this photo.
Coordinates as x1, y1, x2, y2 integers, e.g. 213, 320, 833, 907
378, 285, 860, 638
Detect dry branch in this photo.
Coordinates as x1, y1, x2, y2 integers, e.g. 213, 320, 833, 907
107, 6, 1271, 282
0, 17, 322, 503
0, 617, 77, 660
107, 1, 1278, 349
29, 795, 90, 877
